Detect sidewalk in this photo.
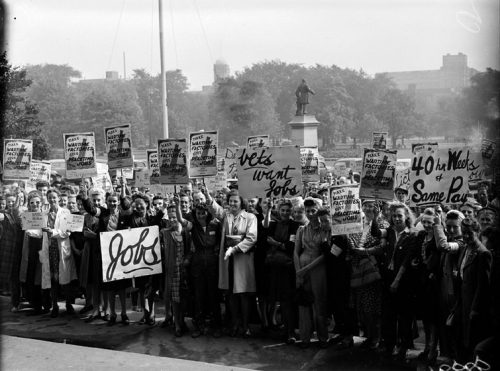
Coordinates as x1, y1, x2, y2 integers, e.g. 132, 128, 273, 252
1, 335, 253, 371
1, 296, 427, 370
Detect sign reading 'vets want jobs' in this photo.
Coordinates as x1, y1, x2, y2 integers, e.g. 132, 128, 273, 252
330, 185, 363, 235
359, 149, 397, 201
100, 226, 162, 282
158, 139, 189, 184
104, 124, 134, 169
236, 146, 302, 198
189, 131, 218, 178
63, 132, 98, 179
2, 139, 32, 180
409, 148, 469, 207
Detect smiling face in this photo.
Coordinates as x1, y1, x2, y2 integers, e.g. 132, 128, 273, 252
478, 210, 496, 231
247, 198, 259, 213
59, 195, 68, 208
460, 205, 475, 222
278, 204, 292, 221
107, 195, 119, 211
305, 205, 318, 219
6, 195, 16, 210
67, 196, 78, 212
446, 218, 461, 238
134, 198, 147, 217
28, 196, 42, 212
362, 202, 376, 221
180, 196, 190, 214
421, 214, 434, 232
92, 193, 104, 208
228, 195, 242, 214
47, 191, 59, 209
192, 192, 206, 207
391, 207, 407, 230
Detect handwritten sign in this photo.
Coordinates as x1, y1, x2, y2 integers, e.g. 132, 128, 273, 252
148, 184, 175, 195
60, 213, 85, 232
359, 149, 397, 201
247, 135, 270, 149
189, 131, 218, 178
147, 149, 160, 184
30, 160, 51, 184
372, 132, 388, 150
236, 146, 302, 198
104, 124, 133, 169
409, 148, 470, 207
21, 212, 47, 230
63, 132, 98, 179
224, 147, 239, 180
394, 167, 411, 192
2, 139, 32, 180
133, 168, 151, 187
300, 146, 319, 182
330, 185, 362, 235
412, 142, 438, 155
158, 139, 188, 184
100, 226, 162, 282
204, 172, 227, 192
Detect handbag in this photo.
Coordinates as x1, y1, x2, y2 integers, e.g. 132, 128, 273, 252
350, 255, 381, 288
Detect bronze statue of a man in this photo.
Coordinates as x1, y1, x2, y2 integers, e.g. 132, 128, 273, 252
295, 79, 315, 116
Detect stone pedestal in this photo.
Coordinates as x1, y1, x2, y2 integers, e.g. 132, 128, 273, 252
288, 115, 320, 147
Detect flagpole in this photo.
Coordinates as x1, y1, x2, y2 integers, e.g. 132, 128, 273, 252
159, 0, 169, 138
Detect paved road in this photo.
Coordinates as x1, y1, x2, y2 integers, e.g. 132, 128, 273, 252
1, 296, 430, 370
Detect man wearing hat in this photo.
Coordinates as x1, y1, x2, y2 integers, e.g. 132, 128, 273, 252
394, 186, 409, 204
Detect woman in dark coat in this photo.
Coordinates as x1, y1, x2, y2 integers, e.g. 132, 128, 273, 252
456, 219, 492, 362
263, 199, 300, 343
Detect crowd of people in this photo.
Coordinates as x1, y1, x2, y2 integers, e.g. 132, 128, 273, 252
0, 174, 499, 369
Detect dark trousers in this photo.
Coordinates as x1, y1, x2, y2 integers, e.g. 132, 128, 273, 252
191, 251, 221, 328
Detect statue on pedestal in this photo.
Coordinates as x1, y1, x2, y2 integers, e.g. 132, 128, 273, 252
295, 79, 315, 116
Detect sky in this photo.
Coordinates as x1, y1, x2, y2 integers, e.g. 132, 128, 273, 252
4, 0, 499, 91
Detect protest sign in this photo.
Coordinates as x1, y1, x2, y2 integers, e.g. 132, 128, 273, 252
359, 149, 397, 200
394, 167, 411, 192
189, 131, 218, 178
409, 148, 469, 207
481, 139, 496, 160
330, 185, 363, 235
204, 172, 227, 192
63, 132, 98, 179
147, 149, 161, 184
104, 124, 134, 169
372, 132, 388, 150
21, 212, 47, 230
468, 151, 489, 183
157, 139, 188, 184
121, 168, 134, 180
236, 146, 302, 198
300, 146, 319, 182
247, 135, 269, 149
30, 160, 51, 184
412, 143, 438, 155
60, 213, 85, 232
100, 226, 162, 282
2, 139, 32, 180
133, 168, 151, 188
148, 184, 176, 195
224, 147, 239, 180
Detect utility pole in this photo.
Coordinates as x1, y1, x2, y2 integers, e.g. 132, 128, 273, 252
159, 0, 169, 138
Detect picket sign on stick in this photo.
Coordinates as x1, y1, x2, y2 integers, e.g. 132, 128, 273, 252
359, 148, 397, 201
100, 226, 162, 282
224, 146, 239, 180
63, 132, 98, 179
157, 139, 189, 185
104, 124, 134, 170
147, 149, 161, 184
247, 135, 270, 149
409, 147, 470, 207
330, 185, 363, 235
2, 139, 33, 180
236, 146, 303, 199
30, 160, 51, 184
189, 130, 218, 178
300, 146, 320, 183
372, 132, 388, 150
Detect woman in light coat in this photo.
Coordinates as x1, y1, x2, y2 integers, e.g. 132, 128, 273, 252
204, 187, 257, 337
40, 189, 77, 317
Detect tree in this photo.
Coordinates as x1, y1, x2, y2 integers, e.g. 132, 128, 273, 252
78, 80, 145, 151
24, 64, 82, 148
0, 52, 51, 160
375, 88, 420, 148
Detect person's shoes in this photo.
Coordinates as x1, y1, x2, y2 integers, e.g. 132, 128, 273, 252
286, 337, 296, 345
243, 328, 252, 338
10, 306, 19, 313
65, 304, 75, 315
121, 314, 130, 325
146, 316, 155, 326
334, 337, 353, 350
174, 328, 183, 337
107, 314, 117, 326
191, 329, 202, 338
85, 313, 98, 323
181, 321, 189, 333
79, 304, 93, 315
50, 307, 59, 318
